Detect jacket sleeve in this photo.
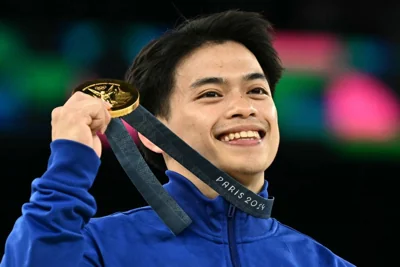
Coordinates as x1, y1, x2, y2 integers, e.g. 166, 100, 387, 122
1, 139, 103, 267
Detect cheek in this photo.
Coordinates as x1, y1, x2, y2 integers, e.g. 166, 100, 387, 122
169, 116, 213, 153
185, 112, 216, 144
168, 109, 207, 137
268, 105, 280, 143
270, 106, 278, 123
257, 102, 278, 122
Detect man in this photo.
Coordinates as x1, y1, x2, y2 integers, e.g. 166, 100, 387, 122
1, 10, 355, 266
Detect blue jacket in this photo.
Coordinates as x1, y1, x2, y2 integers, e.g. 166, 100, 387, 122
1, 140, 355, 266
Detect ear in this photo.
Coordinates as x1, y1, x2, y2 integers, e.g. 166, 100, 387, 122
138, 133, 163, 154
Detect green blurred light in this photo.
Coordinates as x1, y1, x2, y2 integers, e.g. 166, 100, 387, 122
17, 55, 76, 108
274, 71, 328, 141
328, 138, 400, 160
0, 24, 30, 73
275, 71, 326, 96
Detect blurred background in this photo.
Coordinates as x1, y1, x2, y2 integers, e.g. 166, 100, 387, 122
1, 1, 399, 266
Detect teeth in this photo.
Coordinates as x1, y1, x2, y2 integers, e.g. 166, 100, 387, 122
220, 131, 261, 141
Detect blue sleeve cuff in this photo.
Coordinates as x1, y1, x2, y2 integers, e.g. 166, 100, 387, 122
45, 139, 101, 188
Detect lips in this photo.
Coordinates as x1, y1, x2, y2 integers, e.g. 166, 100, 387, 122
216, 127, 266, 142
219, 130, 261, 141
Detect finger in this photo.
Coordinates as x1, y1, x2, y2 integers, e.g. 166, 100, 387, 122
94, 100, 112, 133
101, 99, 113, 109
64, 91, 94, 107
101, 103, 112, 134
51, 107, 62, 122
78, 100, 111, 132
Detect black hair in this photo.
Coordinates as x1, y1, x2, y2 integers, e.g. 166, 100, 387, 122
125, 10, 283, 171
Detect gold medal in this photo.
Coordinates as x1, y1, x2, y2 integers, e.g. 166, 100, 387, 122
73, 79, 140, 118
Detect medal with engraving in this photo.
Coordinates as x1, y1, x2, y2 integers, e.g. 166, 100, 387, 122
74, 80, 139, 118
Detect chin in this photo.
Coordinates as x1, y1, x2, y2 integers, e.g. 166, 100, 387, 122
210, 153, 269, 175
221, 163, 266, 179
229, 157, 269, 170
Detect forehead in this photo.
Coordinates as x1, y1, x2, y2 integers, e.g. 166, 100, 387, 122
175, 41, 264, 83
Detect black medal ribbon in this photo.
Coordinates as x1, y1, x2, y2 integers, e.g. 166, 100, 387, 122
105, 118, 192, 235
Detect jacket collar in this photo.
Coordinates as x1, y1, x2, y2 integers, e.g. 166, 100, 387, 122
163, 170, 277, 242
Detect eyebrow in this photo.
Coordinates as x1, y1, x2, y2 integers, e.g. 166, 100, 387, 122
190, 72, 267, 88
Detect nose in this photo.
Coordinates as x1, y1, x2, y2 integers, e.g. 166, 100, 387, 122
225, 94, 257, 119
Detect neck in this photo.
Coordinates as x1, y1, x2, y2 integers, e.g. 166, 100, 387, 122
166, 164, 265, 199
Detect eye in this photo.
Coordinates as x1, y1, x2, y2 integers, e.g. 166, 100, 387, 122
199, 91, 222, 98
249, 87, 269, 95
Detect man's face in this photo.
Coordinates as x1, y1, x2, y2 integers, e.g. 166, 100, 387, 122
160, 41, 280, 185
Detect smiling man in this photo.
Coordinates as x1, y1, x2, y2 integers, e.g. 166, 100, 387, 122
140, 41, 280, 199
1, 10, 355, 267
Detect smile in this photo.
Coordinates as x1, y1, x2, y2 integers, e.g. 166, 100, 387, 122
217, 130, 266, 146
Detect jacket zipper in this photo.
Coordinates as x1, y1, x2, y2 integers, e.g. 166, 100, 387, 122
227, 204, 241, 267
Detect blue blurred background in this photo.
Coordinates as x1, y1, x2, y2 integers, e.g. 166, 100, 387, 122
1, 1, 399, 266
